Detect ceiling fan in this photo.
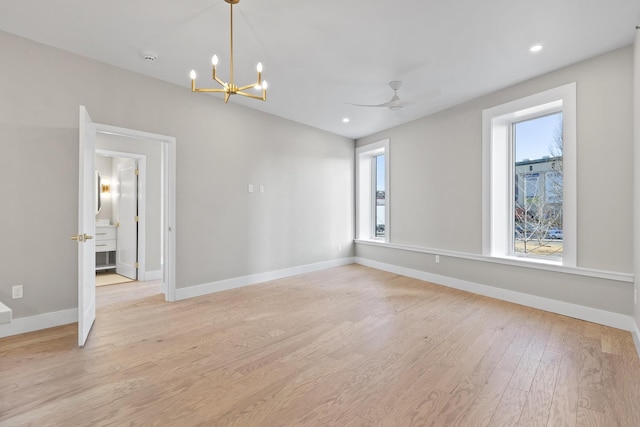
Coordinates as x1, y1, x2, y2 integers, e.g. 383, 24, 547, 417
348, 81, 406, 110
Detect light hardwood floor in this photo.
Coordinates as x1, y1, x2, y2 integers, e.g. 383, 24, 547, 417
1, 265, 639, 426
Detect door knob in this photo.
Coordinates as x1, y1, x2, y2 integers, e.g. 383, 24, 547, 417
71, 233, 94, 242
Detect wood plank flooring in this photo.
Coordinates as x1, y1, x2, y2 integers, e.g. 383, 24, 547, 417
1, 264, 639, 426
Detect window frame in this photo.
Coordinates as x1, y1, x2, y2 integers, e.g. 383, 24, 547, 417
482, 83, 576, 266
510, 111, 563, 261
356, 139, 390, 242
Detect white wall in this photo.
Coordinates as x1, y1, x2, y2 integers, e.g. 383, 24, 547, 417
356, 46, 635, 319
0, 30, 354, 321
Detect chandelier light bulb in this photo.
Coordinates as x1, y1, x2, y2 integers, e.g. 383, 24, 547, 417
212, 55, 219, 66
262, 80, 268, 90
190, 70, 196, 80
257, 62, 263, 72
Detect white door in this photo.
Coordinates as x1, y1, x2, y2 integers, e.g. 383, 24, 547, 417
116, 159, 138, 280
77, 106, 96, 347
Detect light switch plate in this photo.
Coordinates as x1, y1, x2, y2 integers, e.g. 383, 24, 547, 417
12, 285, 23, 299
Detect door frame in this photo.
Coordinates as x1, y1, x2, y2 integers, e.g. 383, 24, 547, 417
93, 124, 176, 301
96, 151, 146, 281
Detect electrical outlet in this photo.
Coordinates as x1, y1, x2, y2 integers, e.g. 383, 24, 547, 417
435, 255, 440, 264
248, 184, 254, 193
259, 185, 265, 194
12, 285, 23, 299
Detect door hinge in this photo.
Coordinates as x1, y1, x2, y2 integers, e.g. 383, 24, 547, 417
134, 262, 139, 268
135, 169, 140, 176
135, 216, 139, 222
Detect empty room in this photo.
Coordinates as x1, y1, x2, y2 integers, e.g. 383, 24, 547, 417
1, 0, 640, 425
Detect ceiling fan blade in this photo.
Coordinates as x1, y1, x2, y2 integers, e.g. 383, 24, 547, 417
347, 100, 394, 108
347, 81, 407, 109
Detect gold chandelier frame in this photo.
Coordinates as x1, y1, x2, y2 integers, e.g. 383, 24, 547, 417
190, 0, 267, 103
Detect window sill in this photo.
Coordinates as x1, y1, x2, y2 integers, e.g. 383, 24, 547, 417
497, 254, 563, 267
354, 239, 632, 283
357, 237, 387, 244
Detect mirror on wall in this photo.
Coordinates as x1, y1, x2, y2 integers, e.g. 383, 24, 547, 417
95, 169, 102, 215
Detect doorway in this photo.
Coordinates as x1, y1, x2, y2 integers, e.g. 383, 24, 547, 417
93, 124, 176, 300
95, 151, 144, 286
78, 106, 176, 346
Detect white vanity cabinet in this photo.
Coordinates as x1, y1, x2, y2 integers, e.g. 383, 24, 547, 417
95, 225, 117, 271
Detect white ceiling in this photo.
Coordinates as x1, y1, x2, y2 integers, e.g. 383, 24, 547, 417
1, 0, 639, 139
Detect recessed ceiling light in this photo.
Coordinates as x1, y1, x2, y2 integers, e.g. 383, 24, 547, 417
342, 118, 350, 123
530, 44, 543, 53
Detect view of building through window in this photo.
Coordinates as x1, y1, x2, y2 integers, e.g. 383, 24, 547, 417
513, 112, 563, 257
375, 154, 385, 237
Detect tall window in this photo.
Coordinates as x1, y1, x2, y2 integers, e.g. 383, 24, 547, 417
375, 154, 386, 237
513, 112, 563, 258
483, 83, 576, 266
356, 139, 389, 242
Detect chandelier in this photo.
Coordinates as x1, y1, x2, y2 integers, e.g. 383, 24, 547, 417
189, 0, 267, 103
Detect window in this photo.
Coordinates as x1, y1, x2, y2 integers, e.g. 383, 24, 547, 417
375, 154, 386, 238
483, 83, 576, 266
513, 113, 563, 257
356, 139, 389, 241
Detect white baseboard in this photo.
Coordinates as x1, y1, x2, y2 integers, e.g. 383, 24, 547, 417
632, 321, 640, 359
355, 257, 637, 333
0, 301, 11, 324
176, 257, 356, 301
0, 308, 77, 339
144, 270, 163, 281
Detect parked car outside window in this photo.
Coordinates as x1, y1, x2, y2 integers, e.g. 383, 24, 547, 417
546, 229, 563, 239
